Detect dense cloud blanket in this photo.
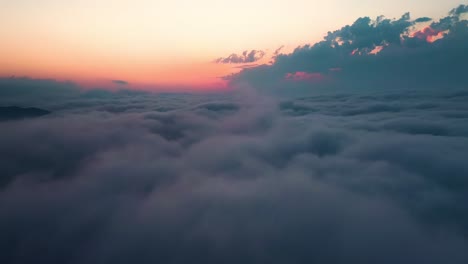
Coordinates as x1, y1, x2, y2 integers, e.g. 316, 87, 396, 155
1, 80, 468, 263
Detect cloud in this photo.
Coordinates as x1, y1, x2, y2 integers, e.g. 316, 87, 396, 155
410, 26, 446, 43
450, 4, 468, 16
0, 77, 152, 113
216, 50, 266, 64
1, 79, 468, 263
226, 5, 468, 95
285, 71, 325, 82
233, 64, 261, 69
414, 17, 432, 23
273, 45, 285, 56
0, 77, 80, 105
112, 80, 129, 85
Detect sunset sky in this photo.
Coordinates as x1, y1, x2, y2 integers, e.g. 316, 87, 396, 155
0, 0, 465, 89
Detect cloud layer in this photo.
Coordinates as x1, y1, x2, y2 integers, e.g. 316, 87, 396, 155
1, 77, 468, 263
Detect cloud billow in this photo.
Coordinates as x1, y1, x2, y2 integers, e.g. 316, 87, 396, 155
1, 76, 468, 263
227, 5, 468, 94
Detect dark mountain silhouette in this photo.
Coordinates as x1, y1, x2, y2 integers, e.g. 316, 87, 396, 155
0, 106, 51, 121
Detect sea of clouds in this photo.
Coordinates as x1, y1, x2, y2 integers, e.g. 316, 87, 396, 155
1, 78, 468, 263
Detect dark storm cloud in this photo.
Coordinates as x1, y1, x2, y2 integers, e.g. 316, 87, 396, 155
215, 49, 266, 64
1, 82, 468, 263
227, 5, 468, 94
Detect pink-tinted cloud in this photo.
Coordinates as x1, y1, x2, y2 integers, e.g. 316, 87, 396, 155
411, 27, 447, 43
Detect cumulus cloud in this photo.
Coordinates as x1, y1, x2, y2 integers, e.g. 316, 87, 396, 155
450, 4, 468, 16
216, 50, 266, 64
226, 5, 468, 94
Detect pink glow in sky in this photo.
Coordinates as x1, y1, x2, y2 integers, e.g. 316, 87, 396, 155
0, 0, 465, 90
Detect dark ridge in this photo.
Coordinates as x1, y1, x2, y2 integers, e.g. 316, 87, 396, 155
0, 106, 51, 121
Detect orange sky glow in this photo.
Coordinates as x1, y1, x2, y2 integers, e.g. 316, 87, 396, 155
0, 0, 464, 90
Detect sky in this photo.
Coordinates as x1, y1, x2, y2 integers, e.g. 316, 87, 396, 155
0, 0, 465, 90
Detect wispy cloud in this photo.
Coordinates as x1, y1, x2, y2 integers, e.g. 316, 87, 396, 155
215, 50, 266, 64
112, 80, 129, 85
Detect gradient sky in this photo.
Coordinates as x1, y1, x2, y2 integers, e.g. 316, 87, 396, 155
0, 0, 465, 89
